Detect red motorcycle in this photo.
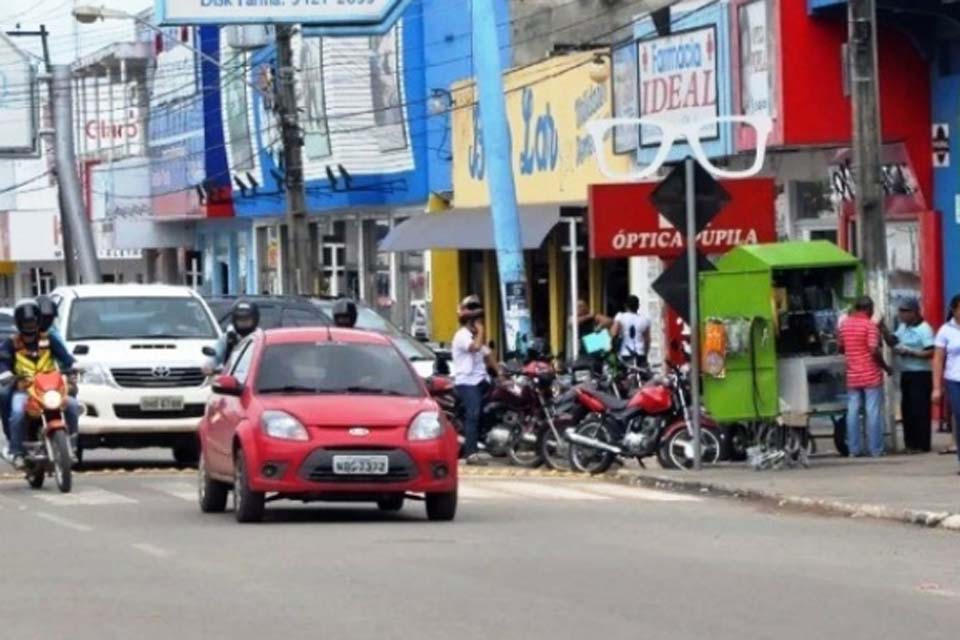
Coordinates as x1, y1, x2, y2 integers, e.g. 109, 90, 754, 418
0, 369, 75, 492
565, 363, 721, 472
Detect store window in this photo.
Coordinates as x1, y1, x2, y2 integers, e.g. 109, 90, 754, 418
321, 221, 347, 296
789, 180, 838, 242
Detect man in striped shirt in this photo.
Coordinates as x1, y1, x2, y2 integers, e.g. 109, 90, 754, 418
838, 296, 891, 457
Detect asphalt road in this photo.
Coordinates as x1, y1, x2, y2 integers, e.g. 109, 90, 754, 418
0, 461, 957, 640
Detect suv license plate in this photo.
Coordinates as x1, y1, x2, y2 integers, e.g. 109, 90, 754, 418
332, 455, 389, 475
139, 396, 185, 412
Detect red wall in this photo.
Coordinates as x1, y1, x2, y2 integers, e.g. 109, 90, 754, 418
780, 0, 932, 200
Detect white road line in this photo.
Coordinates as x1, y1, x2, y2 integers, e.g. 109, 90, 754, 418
131, 543, 174, 559
33, 488, 139, 507
35, 512, 93, 532
565, 482, 703, 502
478, 480, 611, 501
459, 483, 520, 501
149, 482, 197, 502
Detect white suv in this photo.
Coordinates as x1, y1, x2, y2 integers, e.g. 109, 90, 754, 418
51, 285, 221, 464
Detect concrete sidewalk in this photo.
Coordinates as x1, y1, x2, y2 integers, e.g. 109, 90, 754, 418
621, 433, 960, 532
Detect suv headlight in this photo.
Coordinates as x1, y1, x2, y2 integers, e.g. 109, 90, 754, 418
78, 363, 113, 387
261, 411, 309, 441
407, 411, 443, 441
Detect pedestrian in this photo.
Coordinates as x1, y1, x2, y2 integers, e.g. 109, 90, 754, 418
451, 295, 490, 466
932, 294, 960, 473
611, 294, 651, 366
838, 296, 891, 457
880, 298, 934, 453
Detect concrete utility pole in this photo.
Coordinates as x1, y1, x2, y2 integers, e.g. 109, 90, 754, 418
51, 64, 101, 284
848, 0, 897, 450
274, 25, 314, 296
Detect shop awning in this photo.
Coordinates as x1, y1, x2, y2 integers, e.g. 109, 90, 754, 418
379, 206, 560, 252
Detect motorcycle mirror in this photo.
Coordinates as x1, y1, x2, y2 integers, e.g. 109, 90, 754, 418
433, 357, 450, 376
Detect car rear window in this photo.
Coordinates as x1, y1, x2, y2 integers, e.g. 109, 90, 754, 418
68, 297, 218, 340
256, 342, 423, 397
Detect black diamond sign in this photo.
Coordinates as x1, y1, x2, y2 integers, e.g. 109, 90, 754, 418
652, 252, 716, 324
650, 161, 731, 236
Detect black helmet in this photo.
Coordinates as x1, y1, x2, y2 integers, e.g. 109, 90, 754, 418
36, 295, 58, 332
14, 299, 41, 337
231, 300, 260, 337
332, 299, 358, 328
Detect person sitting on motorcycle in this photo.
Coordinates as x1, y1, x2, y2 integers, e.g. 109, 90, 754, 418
331, 299, 358, 328
0, 299, 79, 469
204, 300, 260, 375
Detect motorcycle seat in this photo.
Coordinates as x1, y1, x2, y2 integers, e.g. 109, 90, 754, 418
587, 389, 628, 412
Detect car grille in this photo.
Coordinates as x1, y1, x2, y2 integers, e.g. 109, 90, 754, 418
113, 404, 206, 420
299, 448, 418, 484
111, 367, 206, 388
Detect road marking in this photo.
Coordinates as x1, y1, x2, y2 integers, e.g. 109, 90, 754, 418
566, 482, 703, 502
131, 543, 174, 559
35, 512, 93, 532
459, 484, 520, 501
33, 488, 139, 507
149, 482, 197, 502
478, 480, 611, 501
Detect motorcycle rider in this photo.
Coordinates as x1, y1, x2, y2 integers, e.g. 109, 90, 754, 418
451, 295, 491, 466
0, 299, 80, 469
331, 299, 358, 328
204, 300, 260, 374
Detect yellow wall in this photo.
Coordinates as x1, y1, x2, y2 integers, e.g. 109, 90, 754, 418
451, 52, 631, 209
430, 250, 461, 346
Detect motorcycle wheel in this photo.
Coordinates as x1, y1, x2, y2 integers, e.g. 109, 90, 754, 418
506, 421, 544, 468
568, 419, 617, 475
27, 468, 45, 490
539, 429, 571, 471
720, 423, 749, 462
51, 429, 72, 494
832, 414, 849, 457
659, 427, 721, 470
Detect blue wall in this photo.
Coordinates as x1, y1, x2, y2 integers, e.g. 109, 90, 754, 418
933, 62, 960, 302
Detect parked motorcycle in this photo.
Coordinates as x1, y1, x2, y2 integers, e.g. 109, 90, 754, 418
0, 369, 77, 492
565, 363, 721, 473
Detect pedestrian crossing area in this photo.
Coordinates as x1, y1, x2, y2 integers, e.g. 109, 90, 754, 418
4, 477, 701, 508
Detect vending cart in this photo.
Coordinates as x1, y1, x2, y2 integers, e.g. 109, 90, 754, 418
699, 241, 863, 467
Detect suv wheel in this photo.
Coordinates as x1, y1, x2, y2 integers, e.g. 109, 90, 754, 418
233, 451, 265, 523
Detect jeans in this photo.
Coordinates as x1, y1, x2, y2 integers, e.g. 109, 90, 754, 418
0, 384, 12, 441
944, 381, 960, 464
900, 371, 932, 452
846, 386, 885, 457
455, 383, 485, 457
9, 392, 79, 457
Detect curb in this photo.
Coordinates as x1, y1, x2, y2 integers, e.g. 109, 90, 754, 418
610, 469, 960, 533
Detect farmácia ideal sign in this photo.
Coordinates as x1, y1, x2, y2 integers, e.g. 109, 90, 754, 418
157, 0, 412, 26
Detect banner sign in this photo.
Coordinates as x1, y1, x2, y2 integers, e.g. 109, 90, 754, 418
588, 179, 776, 258
157, 0, 412, 31
0, 34, 37, 156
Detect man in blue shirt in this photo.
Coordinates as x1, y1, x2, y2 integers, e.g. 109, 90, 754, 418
882, 298, 935, 453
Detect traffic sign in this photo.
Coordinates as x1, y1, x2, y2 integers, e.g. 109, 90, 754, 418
650, 161, 730, 236
157, 0, 412, 34
0, 33, 37, 157
651, 251, 715, 324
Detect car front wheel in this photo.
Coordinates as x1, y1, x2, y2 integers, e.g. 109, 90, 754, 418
425, 491, 457, 522
233, 451, 265, 523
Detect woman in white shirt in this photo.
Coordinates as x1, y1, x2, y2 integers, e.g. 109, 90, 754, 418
933, 294, 960, 473
611, 295, 651, 365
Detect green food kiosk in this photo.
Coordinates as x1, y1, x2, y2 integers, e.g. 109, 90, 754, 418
699, 241, 863, 426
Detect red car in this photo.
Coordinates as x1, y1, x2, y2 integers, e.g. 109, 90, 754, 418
197, 327, 459, 523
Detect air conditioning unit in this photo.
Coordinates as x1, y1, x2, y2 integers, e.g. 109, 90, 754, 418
225, 25, 274, 50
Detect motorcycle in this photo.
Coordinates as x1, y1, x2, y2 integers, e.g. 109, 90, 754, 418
0, 369, 77, 492
565, 363, 721, 473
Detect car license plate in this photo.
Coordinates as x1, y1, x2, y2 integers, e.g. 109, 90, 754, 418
139, 396, 185, 412
332, 455, 389, 475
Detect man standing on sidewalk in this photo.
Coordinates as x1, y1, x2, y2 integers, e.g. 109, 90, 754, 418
452, 295, 490, 466
838, 296, 891, 457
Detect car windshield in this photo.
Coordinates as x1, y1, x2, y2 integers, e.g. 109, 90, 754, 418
256, 342, 423, 397
68, 297, 218, 340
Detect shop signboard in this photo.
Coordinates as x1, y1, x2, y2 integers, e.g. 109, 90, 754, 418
587, 179, 777, 259
0, 34, 37, 156
734, 0, 782, 150
611, 40, 639, 154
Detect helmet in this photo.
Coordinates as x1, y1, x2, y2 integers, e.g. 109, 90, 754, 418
458, 294, 484, 321
332, 299, 358, 328
14, 299, 42, 337
36, 295, 58, 332
231, 300, 260, 337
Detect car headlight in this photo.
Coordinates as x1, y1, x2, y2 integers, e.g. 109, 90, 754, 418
261, 410, 309, 441
407, 411, 443, 441
78, 363, 112, 387
42, 390, 63, 411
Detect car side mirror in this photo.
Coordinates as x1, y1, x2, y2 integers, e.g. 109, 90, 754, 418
212, 374, 242, 396
202, 346, 217, 357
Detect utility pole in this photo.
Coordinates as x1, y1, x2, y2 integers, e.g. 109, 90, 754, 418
51, 64, 101, 284
274, 25, 314, 296
848, 0, 896, 450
